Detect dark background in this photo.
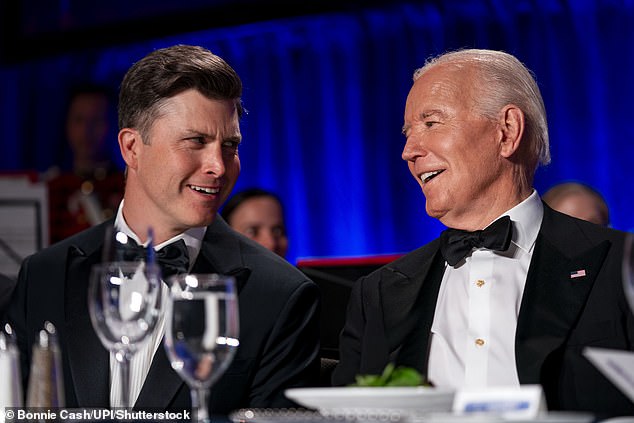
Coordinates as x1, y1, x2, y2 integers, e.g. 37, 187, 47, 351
1, 0, 633, 264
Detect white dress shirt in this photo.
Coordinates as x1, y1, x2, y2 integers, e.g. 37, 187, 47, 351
109, 201, 206, 407
427, 190, 543, 388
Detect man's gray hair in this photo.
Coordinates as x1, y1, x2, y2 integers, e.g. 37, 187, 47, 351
414, 49, 550, 187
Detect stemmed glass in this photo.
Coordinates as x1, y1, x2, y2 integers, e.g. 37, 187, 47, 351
622, 233, 634, 313
164, 273, 240, 422
88, 227, 162, 409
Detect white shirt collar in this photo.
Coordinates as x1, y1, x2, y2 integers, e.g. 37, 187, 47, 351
489, 189, 543, 254
113, 200, 206, 270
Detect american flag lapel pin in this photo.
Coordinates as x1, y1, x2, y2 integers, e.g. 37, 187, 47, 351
570, 269, 587, 279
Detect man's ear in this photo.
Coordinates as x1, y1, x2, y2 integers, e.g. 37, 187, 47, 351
498, 104, 525, 158
118, 128, 141, 170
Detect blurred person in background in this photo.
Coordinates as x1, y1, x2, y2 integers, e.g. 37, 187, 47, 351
45, 84, 125, 244
221, 188, 289, 258
542, 181, 610, 226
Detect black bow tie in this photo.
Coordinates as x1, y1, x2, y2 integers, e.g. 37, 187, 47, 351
154, 239, 190, 279
118, 237, 190, 279
439, 216, 513, 266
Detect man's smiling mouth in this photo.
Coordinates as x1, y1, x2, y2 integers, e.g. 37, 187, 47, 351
188, 184, 220, 194
420, 170, 444, 183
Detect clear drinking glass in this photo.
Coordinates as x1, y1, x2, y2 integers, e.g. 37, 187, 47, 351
102, 225, 157, 264
0, 323, 23, 409
164, 273, 240, 423
88, 260, 162, 408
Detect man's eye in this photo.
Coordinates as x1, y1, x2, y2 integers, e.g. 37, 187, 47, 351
272, 226, 286, 237
188, 136, 206, 144
223, 140, 240, 149
424, 121, 438, 128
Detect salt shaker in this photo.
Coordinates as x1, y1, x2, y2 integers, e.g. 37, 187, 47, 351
26, 321, 65, 408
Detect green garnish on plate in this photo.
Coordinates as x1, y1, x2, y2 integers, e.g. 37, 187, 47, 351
352, 363, 430, 387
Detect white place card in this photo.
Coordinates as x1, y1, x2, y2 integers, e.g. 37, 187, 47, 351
584, 347, 634, 403
452, 384, 546, 420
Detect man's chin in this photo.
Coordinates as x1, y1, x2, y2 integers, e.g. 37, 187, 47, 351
201, 213, 217, 227
185, 212, 216, 229
425, 205, 450, 224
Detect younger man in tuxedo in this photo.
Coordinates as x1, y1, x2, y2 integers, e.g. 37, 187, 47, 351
8, 44, 320, 414
332, 49, 634, 417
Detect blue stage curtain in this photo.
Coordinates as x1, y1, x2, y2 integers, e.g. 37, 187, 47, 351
1, 0, 633, 263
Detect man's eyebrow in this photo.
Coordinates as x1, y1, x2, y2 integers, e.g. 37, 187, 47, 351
183, 129, 211, 137
420, 110, 443, 119
402, 110, 445, 134
225, 134, 242, 144
182, 129, 242, 142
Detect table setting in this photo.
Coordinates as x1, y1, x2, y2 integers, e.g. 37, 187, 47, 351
86, 227, 240, 422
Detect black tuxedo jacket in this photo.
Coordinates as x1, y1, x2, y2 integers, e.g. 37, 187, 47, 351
7, 216, 321, 414
333, 204, 634, 416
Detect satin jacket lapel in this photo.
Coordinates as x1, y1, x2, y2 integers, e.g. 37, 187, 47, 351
134, 345, 185, 409
136, 216, 250, 410
380, 240, 444, 374
516, 208, 611, 384
190, 217, 252, 291
65, 225, 110, 406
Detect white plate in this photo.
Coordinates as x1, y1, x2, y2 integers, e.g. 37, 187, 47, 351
421, 411, 595, 423
285, 386, 455, 416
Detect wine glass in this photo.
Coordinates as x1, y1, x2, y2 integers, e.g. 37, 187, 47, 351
164, 273, 240, 422
623, 232, 634, 313
88, 260, 162, 409
102, 225, 157, 264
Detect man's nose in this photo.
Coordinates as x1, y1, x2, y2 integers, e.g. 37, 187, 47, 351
204, 144, 226, 176
402, 137, 425, 162
257, 231, 277, 252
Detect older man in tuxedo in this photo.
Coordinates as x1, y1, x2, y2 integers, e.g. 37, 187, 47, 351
7, 45, 320, 414
333, 49, 634, 417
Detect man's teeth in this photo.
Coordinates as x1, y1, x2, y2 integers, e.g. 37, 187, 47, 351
190, 185, 220, 194
421, 170, 442, 183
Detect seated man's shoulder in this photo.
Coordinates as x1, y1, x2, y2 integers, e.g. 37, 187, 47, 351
27, 223, 107, 269
551, 210, 626, 241
249, 252, 314, 290
360, 242, 439, 283
232, 244, 316, 300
